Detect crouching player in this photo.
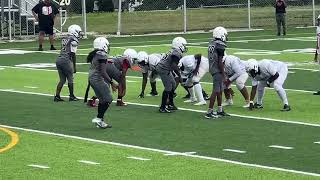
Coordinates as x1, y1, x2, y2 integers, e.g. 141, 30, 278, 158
54, 24, 83, 102
87, 37, 118, 128
245, 59, 291, 111
179, 54, 209, 106
156, 37, 187, 113
109, 48, 138, 106
222, 55, 250, 107
136, 51, 161, 98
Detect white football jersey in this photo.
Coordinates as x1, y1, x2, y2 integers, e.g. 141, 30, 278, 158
223, 55, 246, 81
317, 26, 320, 36
252, 59, 286, 86
179, 55, 196, 75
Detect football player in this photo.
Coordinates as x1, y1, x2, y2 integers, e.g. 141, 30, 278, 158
137, 51, 161, 98
178, 54, 209, 106
205, 27, 229, 118
54, 24, 83, 102
87, 37, 118, 129
222, 55, 250, 107
245, 59, 291, 111
156, 37, 187, 113
109, 48, 138, 106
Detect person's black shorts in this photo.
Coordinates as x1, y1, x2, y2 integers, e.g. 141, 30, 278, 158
39, 25, 54, 35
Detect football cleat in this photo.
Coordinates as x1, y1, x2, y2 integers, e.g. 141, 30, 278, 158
149, 91, 159, 96
54, 95, 64, 102
116, 100, 128, 106
313, 91, 320, 95
205, 111, 218, 119
204, 95, 210, 101
159, 107, 171, 113
254, 103, 263, 109
96, 121, 112, 129
281, 104, 291, 112
50, 46, 57, 50
243, 103, 250, 108
194, 101, 207, 106
92, 117, 102, 123
69, 95, 79, 101
217, 111, 230, 117
167, 105, 178, 111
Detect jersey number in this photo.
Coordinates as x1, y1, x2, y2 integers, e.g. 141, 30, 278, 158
60, 0, 71, 6
61, 39, 68, 51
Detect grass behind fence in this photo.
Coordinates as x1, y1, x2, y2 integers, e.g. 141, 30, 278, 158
59, 6, 320, 35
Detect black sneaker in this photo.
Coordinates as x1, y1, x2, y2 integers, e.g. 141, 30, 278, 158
277, 33, 280, 36
182, 94, 190, 99
54, 95, 64, 102
69, 96, 79, 101
159, 107, 171, 113
254, 103, 263, 109
205, 111, 218, 119
50, 46, 57, 50
149, 91, 158, 96
167, 105, 178, 111
38, 47, 43, 51
217, 111, 230, 117
281, 104, 291, 112
313, 91, 320, 95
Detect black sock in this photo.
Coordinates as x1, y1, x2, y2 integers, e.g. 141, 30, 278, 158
97, 103, 109, 119
117, 95, 122, 101
151, 82, 157, 92
51, 44, 54, 48
161, 91, 169, 109
39, 44, 42, 48
68, 83, 74, 97
169, 91, 174, 106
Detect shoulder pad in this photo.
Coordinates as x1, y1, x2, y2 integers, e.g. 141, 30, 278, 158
96, 50, 107, 59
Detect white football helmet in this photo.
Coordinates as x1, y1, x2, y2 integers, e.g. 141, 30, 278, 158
172, 37, 188, 53
123, 48, 138, 65
245, 59, 259, 77
213, 26, 228, 42
223, 55, 239, 67
68, 24, 83, 39
137, 51, 149, 64
93, 37, 110, 53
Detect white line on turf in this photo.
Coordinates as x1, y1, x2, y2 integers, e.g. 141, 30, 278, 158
78, 160, 100, 165
1, 66, 315, 93
164, 152, 197, 156
314, 142, 320, 144
24, 86, 38, 89
269, 145, 294, 150
27, 164, 50, 169
1, 124, 318, 177
0, 88, 320, 128
223, 149, 247, 154
127, 156, 151, 161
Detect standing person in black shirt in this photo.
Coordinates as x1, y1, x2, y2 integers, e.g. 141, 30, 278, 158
275, 0, 287, 36
32, 0, 59, 51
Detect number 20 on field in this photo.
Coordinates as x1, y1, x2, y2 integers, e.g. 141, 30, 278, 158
60, 0, 71, 6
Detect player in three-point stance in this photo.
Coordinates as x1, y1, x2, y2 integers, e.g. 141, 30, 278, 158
245, 59, 291, 111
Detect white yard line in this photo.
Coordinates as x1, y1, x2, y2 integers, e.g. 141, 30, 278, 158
0, 124, 318, 177
78, 160, 100, 165
0, 88, 319, 128
24, 86, 38, 89
127, 156, 151, 161
314, 142, 320, 144
223, 149, 247, 154
269, 145, 294, 150
164, 152, 197, 156
27, 164, 50, 169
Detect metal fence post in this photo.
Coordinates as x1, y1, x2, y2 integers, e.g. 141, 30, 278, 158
248, 0, 251, 29
117, 0, 121, 36
8, 0, 12, 40
0, 0, 4, 38
312, 0, 315, 26
82, 0, 87, 38
183, 0, 186, 33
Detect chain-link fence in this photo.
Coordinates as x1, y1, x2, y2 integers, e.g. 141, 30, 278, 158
2, 0, 320, 40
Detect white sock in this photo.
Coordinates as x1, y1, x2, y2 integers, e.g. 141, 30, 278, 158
276, 88, 289, 105
194, 83, 205, 102
188, 87, 196, 100
257, 88, 265, 105
218, 106, 223, 112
